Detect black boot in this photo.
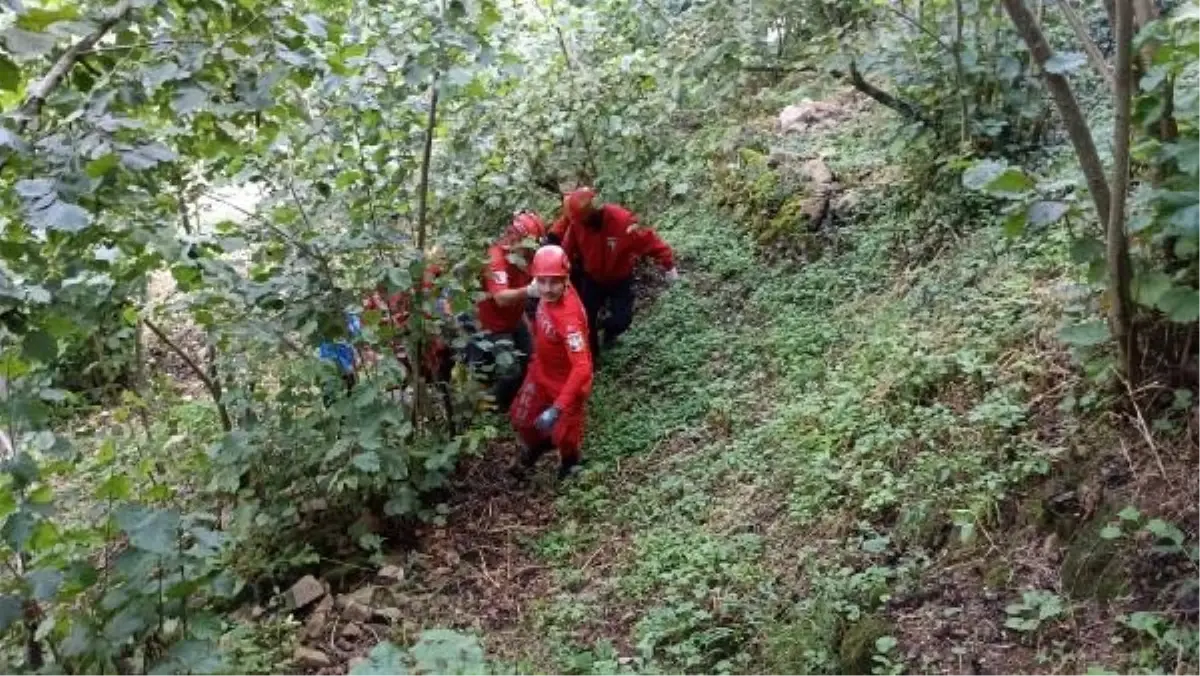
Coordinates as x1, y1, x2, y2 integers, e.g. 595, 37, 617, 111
509, 441, 551, 481
556, 456, 582, 482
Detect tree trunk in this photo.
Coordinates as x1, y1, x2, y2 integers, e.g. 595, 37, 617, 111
411, 75, 440, 432
1000, 0, 1112, 227
1108, 0, 1137, 380
953, 0, 970, 144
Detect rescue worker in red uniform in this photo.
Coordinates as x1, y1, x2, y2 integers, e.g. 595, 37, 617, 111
360, 257, 457, 427
509, 245, 593, 481
462, 211, 545, 411
548, 187, 679, 358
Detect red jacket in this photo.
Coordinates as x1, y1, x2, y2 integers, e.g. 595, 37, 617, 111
530, 285, 592, 411
475, 243, 532, 334
362, 265, 447, 369
554, 205, 674, 284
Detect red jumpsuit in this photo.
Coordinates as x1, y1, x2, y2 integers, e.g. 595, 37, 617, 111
550, 205, 674, 283
362, 264, 448, 376
509, 285, 593, 463
475, 244, 532, 333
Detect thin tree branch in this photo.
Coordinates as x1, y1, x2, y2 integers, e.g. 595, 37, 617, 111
197, 188, 336, 280
882, 4, 954, 52
411, 73, 440, 432
1054, 0, 1115, 92
1000, 0, 1112, 227
831, 60, 933, 127
16, 0, 136, 128
143, 318, 232, 431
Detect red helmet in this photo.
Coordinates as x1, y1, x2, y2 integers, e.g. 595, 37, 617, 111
530, 244, 570, 278
563, 187, 596, 223
506, 211, 546, 242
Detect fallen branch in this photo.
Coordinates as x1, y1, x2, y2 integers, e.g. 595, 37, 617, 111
143, 318, 232, 432
830, 60, 933, 127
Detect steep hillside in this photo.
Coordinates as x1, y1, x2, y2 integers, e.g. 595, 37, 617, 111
287, 91, 1198, 675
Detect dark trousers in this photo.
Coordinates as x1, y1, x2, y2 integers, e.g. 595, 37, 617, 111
463, 321, 532, 411
578, 274, 635, 355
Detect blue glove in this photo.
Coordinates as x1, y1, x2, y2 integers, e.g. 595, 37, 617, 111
535, 406, 561, 433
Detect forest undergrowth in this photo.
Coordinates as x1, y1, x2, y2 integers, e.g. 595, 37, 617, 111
264, 91, 1197, 675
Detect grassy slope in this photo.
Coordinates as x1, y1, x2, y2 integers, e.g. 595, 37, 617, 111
466, 97, 1198, 675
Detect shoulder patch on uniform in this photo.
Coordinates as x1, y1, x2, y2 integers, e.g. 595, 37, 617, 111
567, 330, 585, 353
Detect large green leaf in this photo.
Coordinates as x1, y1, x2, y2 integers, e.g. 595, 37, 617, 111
172, 86, 208, 115
1043, 51, 1086, 75
33, 200, 93, 233
0, 54, 20, 91
1058, 320, 1110, 347
1157, 287, 1200, 322
1132, 270, 1173, 307
351, 642, 411, 675
16, 6, 79, 31
1027, 200, 1068, 227
27, 568, 63, 601
115, 505, 180, 555
410, 629, 487, 675
0, 596, 21, 633
962, 160, 1033, 195
1, 27, 55, 57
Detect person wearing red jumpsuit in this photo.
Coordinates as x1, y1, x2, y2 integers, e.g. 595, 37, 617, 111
509, 245, 593, 481
462, 211, 545, 410
548, 187, 679, 359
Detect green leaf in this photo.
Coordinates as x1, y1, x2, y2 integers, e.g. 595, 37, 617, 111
15, 178, 54, 199
95, 474, 132, 501
1133, 271, 1173, 307
410, 629, 486, 675
121, 143, 176, 170
142, 62, 183, 91
0, 596, 21, 633
1058, 320, 1110, 347
171, 86, 208, 115
1027, 201, 1069, 227
104, 607, 146, 643
962, 160, 1005, 191
61, 622, 92, 658
27, 568, 63, 601
1003, 210, 1027, 238
1069, 237, 1105, 264
874, 636, 898, 654
115, 505, 180, 555
86, 153, 119, 178
1118, 506, 1142, 521
962, 160, 1033, 195
149, 639, 226, 675
22, 329, 57, 363
1168, 204, 1198, 232
986, 168, 1035, 194
2, 27, 56, 57
2, 510, 35, 552
1044, 51, 1087, 75
30, 520, 58, 551
336, 170, 363, 188
1099, 524, 1122, 540
1158, 287, 1200, 322
352, 452, 381, 473
43, 200, 92, 233
16, 6, 79, 31
0, 54, 20, 92
351, 641, 410, 675
1145, 519, 1185, 545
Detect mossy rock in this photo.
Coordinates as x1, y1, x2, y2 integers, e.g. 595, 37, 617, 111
838, 613, 892, 675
